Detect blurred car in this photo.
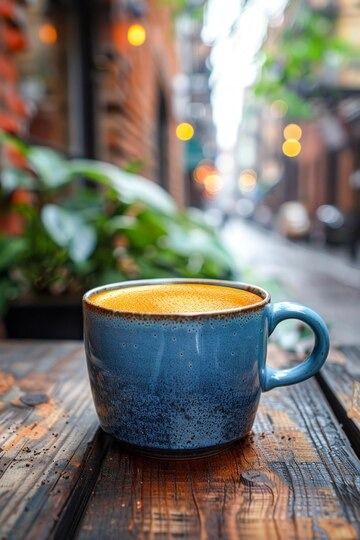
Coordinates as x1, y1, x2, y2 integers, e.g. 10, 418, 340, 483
277, 201, 311, 240
316, 205, 360, 260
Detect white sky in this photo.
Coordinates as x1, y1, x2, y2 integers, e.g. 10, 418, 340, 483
202, 0, 288, 151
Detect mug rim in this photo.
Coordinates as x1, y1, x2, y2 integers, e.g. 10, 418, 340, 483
83, 278, 271, 319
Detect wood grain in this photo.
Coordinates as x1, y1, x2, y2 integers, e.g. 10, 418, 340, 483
76, 353, 360, 539
0, 342, 360, 540
317, 345, 360, 457
0, 341, 99, 540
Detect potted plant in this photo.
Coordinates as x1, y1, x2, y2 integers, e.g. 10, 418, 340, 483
0, 135, 238, 339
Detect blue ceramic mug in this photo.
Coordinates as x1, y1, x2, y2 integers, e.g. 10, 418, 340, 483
83, 279, 329, 456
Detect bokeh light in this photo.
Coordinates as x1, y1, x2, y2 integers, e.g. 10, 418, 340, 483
282, 139, 301, 157
203, 173, 222, 195
38, 23, 57, 45
127, 24, 146, 47
270, 99, 288, 118
176, 122, 194, 141
316, 205, 344, 228
236, 198, 255, 218
262, 160, 281, 185
238, 169, 257, 192
283, 123, 302, 141
193, 161, 216, 183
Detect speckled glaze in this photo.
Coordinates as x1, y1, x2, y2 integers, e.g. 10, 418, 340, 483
83, 278, 329, 455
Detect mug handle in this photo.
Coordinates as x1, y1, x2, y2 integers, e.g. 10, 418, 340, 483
260, 302, 330, 392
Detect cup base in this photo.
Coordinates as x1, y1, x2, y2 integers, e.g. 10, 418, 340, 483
110, 434, 246, 460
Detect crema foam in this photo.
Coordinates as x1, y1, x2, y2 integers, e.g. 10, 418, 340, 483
88, 283, 263, 315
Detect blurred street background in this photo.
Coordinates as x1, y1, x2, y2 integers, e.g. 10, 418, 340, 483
0, 0, 359, 341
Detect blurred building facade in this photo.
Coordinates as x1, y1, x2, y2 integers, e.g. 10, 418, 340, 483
234, 0, 360, 254
175, 10, 217, 206
1, 0, 195, 205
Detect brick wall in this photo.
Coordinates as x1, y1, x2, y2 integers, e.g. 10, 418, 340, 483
97, 0, 185, 204
0, 0, 29, 135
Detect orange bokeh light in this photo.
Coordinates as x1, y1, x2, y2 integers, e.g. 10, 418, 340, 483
38, 23, 58, 45
283, 123, 302, 141
193, 162, 216, 184
203, 173, 222, 195
238, 169, 257, 192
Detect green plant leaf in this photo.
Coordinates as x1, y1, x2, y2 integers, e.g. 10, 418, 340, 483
0, 132, 29, 154
178, 207, 214, 232
28, 147, 70, 188
105, 215, 137, 234
95, 269, 126, 286
0, 236, 27, 271
41, 204, 96, 263
165, 223, 234, 270
123, 159, 146, 174
1, 168, 35, 192
68, 160, 177, 215
0, 277, 22, 316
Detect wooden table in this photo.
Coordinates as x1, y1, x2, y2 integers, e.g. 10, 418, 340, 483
0, 341, 359, 540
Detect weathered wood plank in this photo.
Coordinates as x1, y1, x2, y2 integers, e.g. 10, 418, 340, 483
76, 345, 360, 540
317, 346, 360, 457
1, 342, 360, 540
0, 341, 99, 540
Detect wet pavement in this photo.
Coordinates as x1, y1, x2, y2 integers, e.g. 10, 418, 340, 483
222, 218, 360, 345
